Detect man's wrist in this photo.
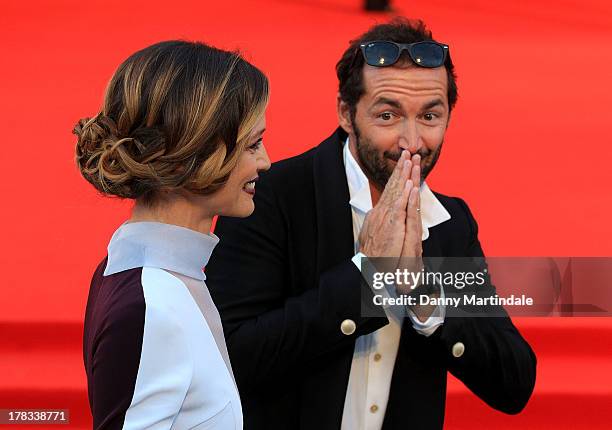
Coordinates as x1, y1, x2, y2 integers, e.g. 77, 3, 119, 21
406, 279, 439, 299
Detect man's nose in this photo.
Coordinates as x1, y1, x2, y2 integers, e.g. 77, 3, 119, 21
398, 122, 423, 154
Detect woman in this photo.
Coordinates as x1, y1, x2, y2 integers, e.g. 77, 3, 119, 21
75, 40, 270, 429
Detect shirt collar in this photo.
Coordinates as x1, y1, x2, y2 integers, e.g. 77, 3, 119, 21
103, 221, 219, 281
342, 138, 451, 240
344, 139, 372, 214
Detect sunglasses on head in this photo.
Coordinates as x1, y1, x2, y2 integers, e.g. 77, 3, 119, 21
360, 40, 449, 68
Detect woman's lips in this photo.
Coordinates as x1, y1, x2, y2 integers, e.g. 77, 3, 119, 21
243, 178, 257, 195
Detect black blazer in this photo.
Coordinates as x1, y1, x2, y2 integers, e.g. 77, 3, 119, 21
207, 128, 536, 430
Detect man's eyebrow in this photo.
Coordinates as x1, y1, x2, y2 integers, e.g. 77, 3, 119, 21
422, 99, 445, 110
371, 97, 402, 109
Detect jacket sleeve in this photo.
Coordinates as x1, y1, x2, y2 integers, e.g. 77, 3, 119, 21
206, 174, 387, 393
401, 198, 537, 414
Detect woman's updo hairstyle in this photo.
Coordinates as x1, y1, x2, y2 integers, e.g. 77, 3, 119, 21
74, 40, 269, 204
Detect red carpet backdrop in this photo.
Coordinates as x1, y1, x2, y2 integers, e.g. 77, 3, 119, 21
0, 0, 611, 428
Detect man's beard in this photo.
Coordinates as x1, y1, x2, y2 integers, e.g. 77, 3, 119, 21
352, 120, 443, 191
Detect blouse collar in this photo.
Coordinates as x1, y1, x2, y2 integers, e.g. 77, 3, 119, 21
104, 221, 219, 281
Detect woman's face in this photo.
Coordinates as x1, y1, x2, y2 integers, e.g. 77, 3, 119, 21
211, 115, 271, 218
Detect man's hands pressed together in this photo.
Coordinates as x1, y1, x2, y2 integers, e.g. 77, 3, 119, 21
358, 150, 439, 322
358, 150, 423, 264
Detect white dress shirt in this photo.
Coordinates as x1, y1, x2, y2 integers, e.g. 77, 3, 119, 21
340, 139, 451, 430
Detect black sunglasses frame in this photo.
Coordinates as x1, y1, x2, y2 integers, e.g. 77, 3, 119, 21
359, 40, 449, 68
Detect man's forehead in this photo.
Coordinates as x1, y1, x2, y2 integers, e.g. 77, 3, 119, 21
361, 63, 448, 97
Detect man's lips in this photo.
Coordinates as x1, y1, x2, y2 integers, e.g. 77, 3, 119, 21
387, 154, 427, 163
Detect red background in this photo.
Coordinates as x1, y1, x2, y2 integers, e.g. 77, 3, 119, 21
0, 0, 611, 428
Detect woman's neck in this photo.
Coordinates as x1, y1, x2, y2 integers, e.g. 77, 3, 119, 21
129, 196, 214, 235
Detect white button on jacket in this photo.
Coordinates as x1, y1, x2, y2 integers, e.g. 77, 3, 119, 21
341, 319, 357, 335
452, 342, 465, 358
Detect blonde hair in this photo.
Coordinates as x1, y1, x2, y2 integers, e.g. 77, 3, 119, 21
74, 40, 269, 204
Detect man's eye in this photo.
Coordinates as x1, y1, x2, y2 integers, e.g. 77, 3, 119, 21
423, 113, 437, 121
380, 112, 393, 121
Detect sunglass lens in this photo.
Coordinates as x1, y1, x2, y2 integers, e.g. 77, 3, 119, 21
410, 42, 445, 67
364, 42, 399, 67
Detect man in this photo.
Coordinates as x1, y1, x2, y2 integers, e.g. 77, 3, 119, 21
207, 18, 536, 429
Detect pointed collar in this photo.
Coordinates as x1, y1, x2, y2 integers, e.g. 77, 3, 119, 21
342, 138, 451, 240
343, 138, 372, 214
103, 221, 219, 281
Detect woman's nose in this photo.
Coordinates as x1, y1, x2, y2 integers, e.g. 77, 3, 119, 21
258, 145, 271, 171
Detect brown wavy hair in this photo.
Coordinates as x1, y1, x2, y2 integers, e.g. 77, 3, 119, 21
74, 40, 269, 205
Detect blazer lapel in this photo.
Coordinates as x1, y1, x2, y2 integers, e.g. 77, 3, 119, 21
312, 127, 355, 271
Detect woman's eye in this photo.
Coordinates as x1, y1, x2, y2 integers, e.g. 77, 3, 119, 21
248, 139, 263, 152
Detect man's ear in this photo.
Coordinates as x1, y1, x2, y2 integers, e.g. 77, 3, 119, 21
337, 94, 354, 135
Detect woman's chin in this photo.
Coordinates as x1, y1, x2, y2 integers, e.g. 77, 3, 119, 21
238, 202, 255, 218
221, 199, 255, 218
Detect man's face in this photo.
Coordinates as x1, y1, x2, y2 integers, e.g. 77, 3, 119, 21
340, 62, 450, 191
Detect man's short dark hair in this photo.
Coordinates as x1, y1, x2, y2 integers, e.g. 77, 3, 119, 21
336, 18, 458, 119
